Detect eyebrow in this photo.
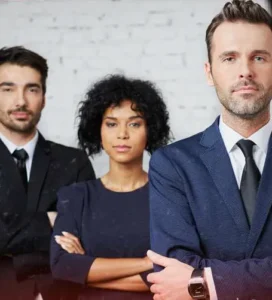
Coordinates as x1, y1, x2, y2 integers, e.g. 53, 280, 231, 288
219, 50, 271, 59
251, 50, 271, 57
0, 82, 15, 87
218, 51, 238, 59
103, 116, 144, 120
0, 82, 42, 88
25, 83, 42, 89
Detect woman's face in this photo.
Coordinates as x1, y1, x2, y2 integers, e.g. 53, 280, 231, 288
101, 100, 147, 165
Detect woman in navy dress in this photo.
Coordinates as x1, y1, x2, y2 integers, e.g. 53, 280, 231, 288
50, 75, 171, 299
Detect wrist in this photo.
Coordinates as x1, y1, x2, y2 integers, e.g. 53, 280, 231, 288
188, 268, 209, 300
143, 256, 153, 270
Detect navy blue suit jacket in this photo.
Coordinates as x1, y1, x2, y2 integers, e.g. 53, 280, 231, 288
149, 118, 272, 300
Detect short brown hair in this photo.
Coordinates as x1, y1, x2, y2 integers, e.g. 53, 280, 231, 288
206, 0, 272, 63
0, 46, 48, 95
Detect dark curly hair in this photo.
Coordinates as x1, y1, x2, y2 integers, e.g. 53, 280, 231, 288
77, 74, 172, 156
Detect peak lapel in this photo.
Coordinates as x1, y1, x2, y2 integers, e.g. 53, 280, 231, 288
27, 133, 51, 211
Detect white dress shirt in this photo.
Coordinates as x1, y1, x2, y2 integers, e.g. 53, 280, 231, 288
0, 131, 39, 180
219, 117, 272, 186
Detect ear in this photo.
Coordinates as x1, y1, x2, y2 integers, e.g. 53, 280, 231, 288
42, 96, 46, 109
204, 62, 214, 86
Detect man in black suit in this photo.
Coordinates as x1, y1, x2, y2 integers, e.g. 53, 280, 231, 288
0, 46, 95, 300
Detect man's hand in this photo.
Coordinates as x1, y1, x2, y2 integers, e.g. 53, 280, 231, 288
47, 211, 57, 227
55, 231, 85, 254
147, 250, 193, 300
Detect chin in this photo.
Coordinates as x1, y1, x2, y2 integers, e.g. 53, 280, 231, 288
8, 123, 36, 134
114, 155, 142, 165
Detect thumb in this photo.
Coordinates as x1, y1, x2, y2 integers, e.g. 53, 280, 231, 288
147, 250, 171, 267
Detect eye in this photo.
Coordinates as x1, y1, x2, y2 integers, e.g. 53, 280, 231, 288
105, 122, 117, 127
2, 87, 12, 92
254, 56, 265, 62
29, 87, 40, 93
129, 122, 141, 128
223, 57, 235, 63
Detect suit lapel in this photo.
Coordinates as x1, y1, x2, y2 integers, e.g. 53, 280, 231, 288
200, 119, 249, 233
27, 133, 51, 211
247, 134, 272, 256
0, 140, 27, 212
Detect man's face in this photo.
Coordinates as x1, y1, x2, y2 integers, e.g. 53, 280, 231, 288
205, 21, 272, 119
0, 63, 45, 134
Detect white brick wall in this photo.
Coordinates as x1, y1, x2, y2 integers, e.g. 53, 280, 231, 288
0, 0, 269, 176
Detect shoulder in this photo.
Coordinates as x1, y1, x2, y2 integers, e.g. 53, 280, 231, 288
151, 131, 204, 164
57, 179, 99, 211
58, 179, 99, 198
47, 140, 87, 158
45, 140, 91, 169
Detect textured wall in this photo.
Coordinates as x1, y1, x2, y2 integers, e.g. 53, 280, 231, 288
0, 0, 268, 176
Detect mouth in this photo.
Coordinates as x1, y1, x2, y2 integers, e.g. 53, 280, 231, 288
233, 86, 258, 93
113, 145, 132, 152
10, 111, 30, 120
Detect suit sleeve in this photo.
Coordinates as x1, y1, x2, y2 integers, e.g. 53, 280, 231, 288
76, 151, 95, 181
149, 148, 272, 300
50, 185, 95, 285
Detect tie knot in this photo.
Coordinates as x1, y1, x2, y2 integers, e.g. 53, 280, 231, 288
12, 149, 29, 161
237, 139, 255, 158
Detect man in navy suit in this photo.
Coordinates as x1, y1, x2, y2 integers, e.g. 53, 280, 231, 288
147, 1, 272, 299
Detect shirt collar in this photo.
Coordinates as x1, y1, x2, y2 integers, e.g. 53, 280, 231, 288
219, 116, 272, 154
0, 130, 39, 160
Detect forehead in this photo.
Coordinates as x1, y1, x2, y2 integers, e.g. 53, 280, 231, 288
211, 21, 272, 55
104, 100, 141, 118
0, 63, 42, 84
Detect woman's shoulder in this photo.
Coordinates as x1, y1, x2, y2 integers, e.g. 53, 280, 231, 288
58, 179, 100, 195
57, 179, 101, 210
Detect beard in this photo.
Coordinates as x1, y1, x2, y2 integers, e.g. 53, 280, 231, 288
0, 106, 41, 134
214, 79, 272, 120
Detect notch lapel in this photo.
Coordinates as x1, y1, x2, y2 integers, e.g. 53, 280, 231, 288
247, 134, 272, 257
27, 133, 51, 211
200, 120, 249, 233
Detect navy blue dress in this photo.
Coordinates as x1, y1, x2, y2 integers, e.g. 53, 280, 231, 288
50, 179, 152, 299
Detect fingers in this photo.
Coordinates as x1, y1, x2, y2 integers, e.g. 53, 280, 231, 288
57, 242, 76, 254
62, 231, 78, 240
153, 294, 162, 300
61, 232, 85, 252
55, 237, 84, 254
147, 250, 171, 268
55, 233, 85, 254
150, 283, 163, 294
147, 270, 162, 284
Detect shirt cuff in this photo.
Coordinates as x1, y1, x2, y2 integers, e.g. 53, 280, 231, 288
204, 267, 218, 300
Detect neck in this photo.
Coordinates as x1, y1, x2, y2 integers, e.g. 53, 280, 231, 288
222, 108, 270, 138
101, 156, 148, 192
0, 124, 36, 146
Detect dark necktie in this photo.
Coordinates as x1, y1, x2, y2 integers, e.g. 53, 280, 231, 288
237, 139, 261, 225
12, 149, 29, 193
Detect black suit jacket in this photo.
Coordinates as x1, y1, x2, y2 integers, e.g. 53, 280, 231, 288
0, 132, 95, 298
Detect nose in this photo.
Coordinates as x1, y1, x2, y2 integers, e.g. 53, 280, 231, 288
238, 60, 254, 80
15, 88, 27, 107
117, 125, 129, 140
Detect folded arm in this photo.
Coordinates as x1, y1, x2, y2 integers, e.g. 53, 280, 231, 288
149, 148, 272, 300
51, 185, 152, 291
